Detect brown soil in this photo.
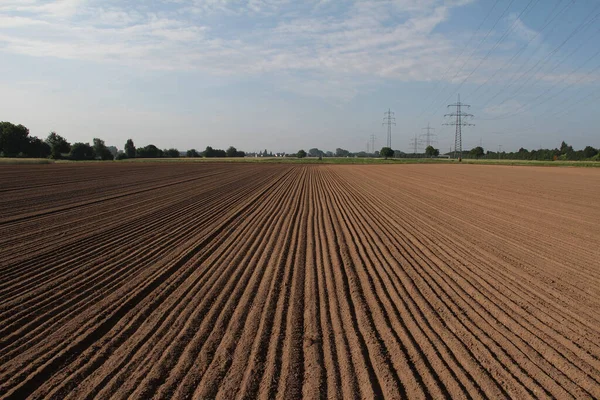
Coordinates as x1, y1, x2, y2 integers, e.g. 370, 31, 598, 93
1, 163, 599, 399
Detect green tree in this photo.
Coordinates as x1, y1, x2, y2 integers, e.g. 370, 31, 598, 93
583, 146, 598, 159
308, 148, 323, 157
136, 144, 163, 158
124, 139, 136, 158
46, 132, 70, 159
164, 148, 180, 158
560, 141, 573, 155
226, 146, 238, 157
380, 147, 394, 160
27, 136, 51, 158
204, 146, 215, 157
69, 142, 95, 160
93, 138, 113, 160
297, 149, 307, 158
425, 145, 439, 157
187, 149, 200, 157
470, 146, 484, 159
0, 122, 30, 157
335, 148, 350, 157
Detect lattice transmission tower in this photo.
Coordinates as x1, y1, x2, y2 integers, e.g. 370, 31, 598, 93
420, 123, 437, 148
444, 94, 474, 159
409, 134, 422, 155
382, 109, 396, 148
370, 134, 376, 153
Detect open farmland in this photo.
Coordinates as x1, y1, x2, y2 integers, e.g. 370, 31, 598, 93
1, 163, 600, 399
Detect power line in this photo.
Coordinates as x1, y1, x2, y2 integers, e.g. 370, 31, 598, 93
422, 0, 519, 122
430, 0, 539, 121
413, 0, 503, 122
479, 4, 600, 110
382, 109, 396, 148
483, 51, 600, 120
467, 0, 574, 102
444, 94, 474, 159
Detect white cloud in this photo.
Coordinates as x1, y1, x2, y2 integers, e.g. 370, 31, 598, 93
2, 0, 589, 103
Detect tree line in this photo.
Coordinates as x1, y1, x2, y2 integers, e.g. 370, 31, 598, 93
439, 142, 600, 161
2, 121, 598, 162
0, 121, 246, 160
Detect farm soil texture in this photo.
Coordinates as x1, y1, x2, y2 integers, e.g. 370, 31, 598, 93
1, 162, 600, 399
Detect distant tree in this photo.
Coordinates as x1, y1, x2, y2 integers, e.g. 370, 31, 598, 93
380, 147, 394, 160
297, 149, 307, 158
187, 149, 200, 157
226, 146, 238, 157
124, 139, 136, 158
164, 148, 180, 158
0, 122, 30, 157
560, 141, 573, 155
115, 151, 128, 160
470, 146, 484, 159
107, 146, 118, 158
203, 146, 226, 157
204, 146, 215, 158
136, 144, 163, 158
26, 136, 51, 158
235, 150, 246, 157
69, 142, 95, 160
335, 148, 350, 157
46, 132, 70, 159
308, 148, 323, 157
425, 145, 439, 157
393, 150, 405, 158
325, 151, 334, 157
583, 146, 598, 159
93, 138, 114, 160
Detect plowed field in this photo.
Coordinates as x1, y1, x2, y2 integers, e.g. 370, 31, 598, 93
1, 162, 599, 399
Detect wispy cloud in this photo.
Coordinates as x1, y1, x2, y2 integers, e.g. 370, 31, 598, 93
1, 0, 595, 104
0, 1, 468, 88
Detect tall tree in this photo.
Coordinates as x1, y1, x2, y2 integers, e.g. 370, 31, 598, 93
124, 139, 136, 158
93, 138, 114, 160
46, 132, 70, 159
297, 149, 307, 159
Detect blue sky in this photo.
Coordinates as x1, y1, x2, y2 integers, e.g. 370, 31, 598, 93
1, 0, 599, 153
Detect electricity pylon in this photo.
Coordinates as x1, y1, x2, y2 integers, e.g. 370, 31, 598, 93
409, 134, 422, 155
370, 134, 376, 153
382, 109, 395, 148
420, 122, 437, 148
444, 94, 474, 159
